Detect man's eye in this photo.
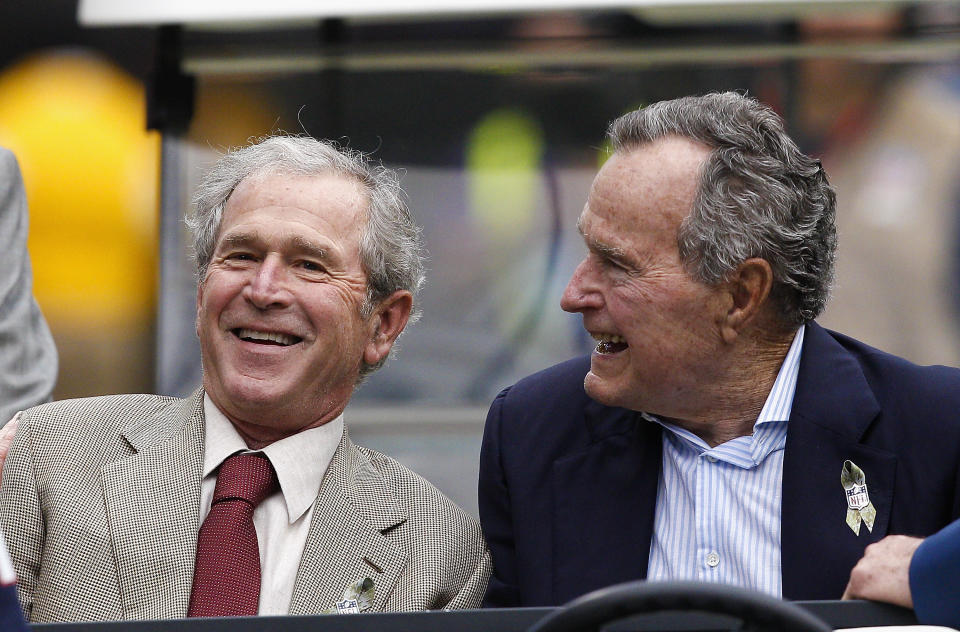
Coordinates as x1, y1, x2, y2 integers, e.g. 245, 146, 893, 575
228, 253, 254, 261
602, 257, 626, 271
299, 260, 325, 272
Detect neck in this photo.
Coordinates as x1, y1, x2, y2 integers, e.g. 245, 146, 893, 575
664, 328, 797, 448
232, 413, 342, 449
206, 393, 346, 450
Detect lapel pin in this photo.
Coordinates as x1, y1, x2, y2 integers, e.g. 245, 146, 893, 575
841, 460, 877, 535
326, 577, 375, 614
334, 599, 360, 614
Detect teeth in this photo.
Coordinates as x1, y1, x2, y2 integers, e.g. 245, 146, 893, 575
237, 328, 297, 346
591, 333, 625, 344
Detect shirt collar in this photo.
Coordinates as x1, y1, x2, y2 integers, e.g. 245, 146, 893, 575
644, 325, 805, 467
755, 324, 805, 426
203, 394, 343, 524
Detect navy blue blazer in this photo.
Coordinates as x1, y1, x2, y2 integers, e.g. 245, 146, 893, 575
911, 518, 960, 627
479, 323, 960, 607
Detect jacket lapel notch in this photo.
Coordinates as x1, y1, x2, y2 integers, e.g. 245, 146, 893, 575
289, 432, 406, 615
102, 391, 205, 619
792, 323, 881, 441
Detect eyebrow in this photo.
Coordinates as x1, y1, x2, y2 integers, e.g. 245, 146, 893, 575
220, 233, 259, 251
576, 215, 626, 261
219, 232, 331, 261
290, 235, 329, 261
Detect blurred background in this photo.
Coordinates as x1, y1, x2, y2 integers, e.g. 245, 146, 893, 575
1, 0, 958, 514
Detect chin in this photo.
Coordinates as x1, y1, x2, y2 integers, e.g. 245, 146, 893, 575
220, 377, 288, 411
583, 373, 617, 406
585, 372, 646, 412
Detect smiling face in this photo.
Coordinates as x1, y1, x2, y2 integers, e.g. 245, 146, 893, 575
560, 136, 733, 418
196, 171, 401, 443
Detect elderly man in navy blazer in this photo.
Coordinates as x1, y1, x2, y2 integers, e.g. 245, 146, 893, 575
479, 92, 960, 607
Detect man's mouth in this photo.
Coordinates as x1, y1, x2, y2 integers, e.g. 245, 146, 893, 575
233, 328, 302, 347
592, 333, 628, 355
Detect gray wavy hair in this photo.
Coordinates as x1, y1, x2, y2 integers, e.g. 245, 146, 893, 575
186, 135, 425, 374
608, 92, 837, 326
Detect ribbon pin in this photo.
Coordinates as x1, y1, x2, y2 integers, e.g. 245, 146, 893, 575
324, 577, 375, 615
841, 460, 876, 535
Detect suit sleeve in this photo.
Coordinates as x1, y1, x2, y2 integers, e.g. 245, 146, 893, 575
909, 518, 960, 627
0, 148, 58, 425
0, 412, 43, 620
478, 388, 520, 607
444, 548, 492, 610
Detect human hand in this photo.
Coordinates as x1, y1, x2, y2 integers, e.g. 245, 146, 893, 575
0, 414, 18, 485
842, 534, 924, 608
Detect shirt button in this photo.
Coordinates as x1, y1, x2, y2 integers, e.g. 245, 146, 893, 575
705, 551, 720, 567
706, 455, 718, 463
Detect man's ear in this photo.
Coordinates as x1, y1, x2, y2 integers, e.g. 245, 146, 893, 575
363, 290, 413, 366
719, 257, 774, 344
195, 281, 204, 339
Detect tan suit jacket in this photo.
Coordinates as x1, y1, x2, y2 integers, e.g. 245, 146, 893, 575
0, 391, 490, 622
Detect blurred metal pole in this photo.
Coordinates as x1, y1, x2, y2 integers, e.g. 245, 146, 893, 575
156, 134, 202, 396
149, 26, 199, 396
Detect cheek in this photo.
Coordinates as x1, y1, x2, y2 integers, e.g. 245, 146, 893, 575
609, 286, 711, 355
607, 282, 664, 325
313, 283, 367, 321
202, 275, 245, 312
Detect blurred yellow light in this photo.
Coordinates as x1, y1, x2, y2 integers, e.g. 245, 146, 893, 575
466, 108, 544, 241
0, 50, 160, 328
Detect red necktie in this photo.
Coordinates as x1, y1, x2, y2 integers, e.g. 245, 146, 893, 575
188, 453, 278, 617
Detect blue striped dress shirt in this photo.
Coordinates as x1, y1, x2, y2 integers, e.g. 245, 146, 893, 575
646, 326, 805, 598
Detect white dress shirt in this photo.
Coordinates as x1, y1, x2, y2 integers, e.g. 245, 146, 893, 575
0, 529, 16, 585
201, 395, 343, 614
646, 325, 805, 597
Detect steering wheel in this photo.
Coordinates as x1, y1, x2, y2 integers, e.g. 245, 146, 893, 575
527, 581, 832, 632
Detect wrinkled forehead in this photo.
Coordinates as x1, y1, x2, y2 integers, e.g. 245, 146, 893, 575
220, 170, 370, 234
213, 171, 370, 263
586, 137, 710, 229
599, 137, 710, 189
232, 168, 370, 208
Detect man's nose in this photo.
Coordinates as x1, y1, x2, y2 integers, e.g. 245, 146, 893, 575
560, 258, 602, 313
243, 256, 292, 309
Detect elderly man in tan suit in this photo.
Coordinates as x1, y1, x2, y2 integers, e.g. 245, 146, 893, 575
0, 136, 490, 622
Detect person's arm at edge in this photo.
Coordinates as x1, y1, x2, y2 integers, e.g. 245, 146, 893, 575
0, 149, 57, 423
478, 388, 520, 607
0, 411, 40, 620
843, 535, 920, 608
843, 524, 960, 628
909, 519, 960, 628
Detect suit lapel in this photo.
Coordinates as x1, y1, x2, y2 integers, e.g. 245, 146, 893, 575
551, 401, 661, 604
289, 431, 406, 614
781, 324, 896, 599
101, 391, 205, 619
